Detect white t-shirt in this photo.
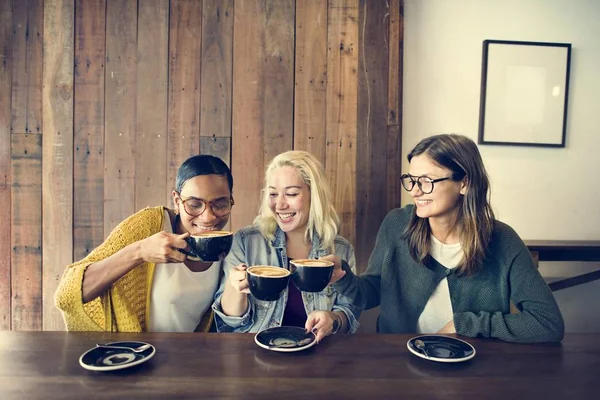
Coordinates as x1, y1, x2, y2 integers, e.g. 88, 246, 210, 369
148, 210, 221, 332
416, 235, 463, 334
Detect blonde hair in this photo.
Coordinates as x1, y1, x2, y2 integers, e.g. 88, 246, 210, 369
403, 134, 495, 276
254, 150, 340, 251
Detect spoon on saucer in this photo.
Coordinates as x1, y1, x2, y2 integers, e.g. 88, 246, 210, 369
96, 343, 152, 353
414, 339, 431, 358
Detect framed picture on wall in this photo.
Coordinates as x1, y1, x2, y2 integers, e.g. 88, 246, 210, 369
478, 40, 571, 148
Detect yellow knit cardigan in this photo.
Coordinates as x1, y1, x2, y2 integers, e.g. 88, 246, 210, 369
54, 206, 214, 332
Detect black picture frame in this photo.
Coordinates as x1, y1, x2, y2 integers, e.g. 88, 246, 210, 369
478, 40, 571, 148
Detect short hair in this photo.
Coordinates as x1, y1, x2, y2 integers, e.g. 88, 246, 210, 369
254, 150, 339, 251
404, 134, 495, 275
175, 155, 233, 193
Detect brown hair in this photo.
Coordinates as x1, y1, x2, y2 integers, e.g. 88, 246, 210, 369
403, 134, 495, 275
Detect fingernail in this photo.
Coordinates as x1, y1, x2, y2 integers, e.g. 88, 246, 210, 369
311, 327, 318, 333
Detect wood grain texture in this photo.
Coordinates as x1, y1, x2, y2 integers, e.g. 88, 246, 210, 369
231, 0, 266, 231
167, 0, 202, 205
11, 0, 43, 134
294, 0, 328, 163
1, 332, 598, 399
42, 0, 74, 331
136, 0, 168, 210
11, 134, 42, 331
262, 0, 294, 162
200, 0, 233, 141
355, 0, 389, 270
325, 0, 359, 246
104, 0, 136, 233
73, 0, 105, 261
0, 0, 12, 330
387, 0, 402, 125
386, 124, 401, 212
231, 0, 295, 231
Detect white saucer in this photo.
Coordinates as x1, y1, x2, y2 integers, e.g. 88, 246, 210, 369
255, 326, 317, 353
407, 335, 476, 363
79, 341, 156, 371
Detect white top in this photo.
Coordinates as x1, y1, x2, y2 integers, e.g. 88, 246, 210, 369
416, 235, 463, 334
148, 210, 221, 332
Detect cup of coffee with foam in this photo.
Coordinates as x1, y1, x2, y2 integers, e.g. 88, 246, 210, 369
182, 231, 233, 262
246, 266, 291, 301
290, 259, 334, 292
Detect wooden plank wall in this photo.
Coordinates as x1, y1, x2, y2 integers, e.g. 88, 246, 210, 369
0, 0, 403, 331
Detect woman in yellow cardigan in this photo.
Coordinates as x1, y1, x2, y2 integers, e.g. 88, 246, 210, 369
55, 155, 234, 332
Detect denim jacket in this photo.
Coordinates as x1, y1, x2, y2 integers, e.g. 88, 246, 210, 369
212, 225, 361, 333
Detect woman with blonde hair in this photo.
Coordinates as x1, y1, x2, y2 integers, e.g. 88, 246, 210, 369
327, 134, 564, 343
212, 150, 360, 341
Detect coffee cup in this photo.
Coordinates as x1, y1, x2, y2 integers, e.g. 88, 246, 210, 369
290, 259, 334, 292
246, 266, 291, 301
181, 231, 233, 262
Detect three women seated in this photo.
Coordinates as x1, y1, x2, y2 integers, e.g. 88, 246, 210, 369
55, 134, 564, 343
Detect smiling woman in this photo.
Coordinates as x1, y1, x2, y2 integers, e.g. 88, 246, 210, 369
212, 150, 361, 343
328, 134, 565, 343
54, 155, 234, 332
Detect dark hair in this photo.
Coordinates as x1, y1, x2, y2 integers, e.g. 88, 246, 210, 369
175, 155, 233, 193
403, 134, 495, 276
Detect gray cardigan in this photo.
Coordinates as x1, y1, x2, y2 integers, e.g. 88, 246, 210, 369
333, 205, 564, 343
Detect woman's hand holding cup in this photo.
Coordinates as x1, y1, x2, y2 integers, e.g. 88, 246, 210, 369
228, 264, 250, 294
139, 231, 190, 264
320, 254, 345, 284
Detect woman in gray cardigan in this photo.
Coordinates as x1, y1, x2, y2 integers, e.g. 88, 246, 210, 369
327, 134, 564, 343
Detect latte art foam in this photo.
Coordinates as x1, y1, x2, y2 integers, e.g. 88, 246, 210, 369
191, 231, 233, 238
291, 259, 334, 267
248, 266, 290, 277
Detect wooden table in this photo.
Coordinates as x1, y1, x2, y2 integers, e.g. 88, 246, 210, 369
524, 240, 600, 291
1, 332, 598, 399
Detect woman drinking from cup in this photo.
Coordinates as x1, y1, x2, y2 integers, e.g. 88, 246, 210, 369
326, 134, 564, 343
55, 155, 234, 332
212, 151, 360, 342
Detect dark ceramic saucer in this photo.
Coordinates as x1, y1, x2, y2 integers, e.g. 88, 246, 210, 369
79, 341, 156, 371
255, 326, 316, 353
407, 335, 475, 363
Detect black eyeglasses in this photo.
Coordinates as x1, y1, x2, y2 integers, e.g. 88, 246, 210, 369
400, 174, 455, 194
177, 194, 234, 218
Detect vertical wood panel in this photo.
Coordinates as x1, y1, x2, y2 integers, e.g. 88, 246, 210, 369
325, 0, 359, 246
104, 0, 136, 233
386, 0, 403, 212
11, 134, 42, 330
387, 0, 402, 125
11, 0, 43, 134
200, 0, 233, 147
231, 0, 295, 231
42, 0, 74, 331
136, 0, 168, 210
73, 0, 105, 261
167, 0, 202, 205
356, 0, 389, 270
294, 0, 328, 163
0, 0, 12, 330
263, 0, 294, 161
386, 124, 401, 211
231, 0, 266, 231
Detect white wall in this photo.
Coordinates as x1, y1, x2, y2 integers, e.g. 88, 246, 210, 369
402, 0, 600, 332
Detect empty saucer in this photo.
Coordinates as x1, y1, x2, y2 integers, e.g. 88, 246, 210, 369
79, 341, 156, 371
255, 326, 316, 353
407, 335, 475, 363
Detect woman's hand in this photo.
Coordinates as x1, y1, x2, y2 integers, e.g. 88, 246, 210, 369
227, 264, 250, 294
305, 311, 337, 343
320, 254, 346, 284
139, 231, 190, 264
